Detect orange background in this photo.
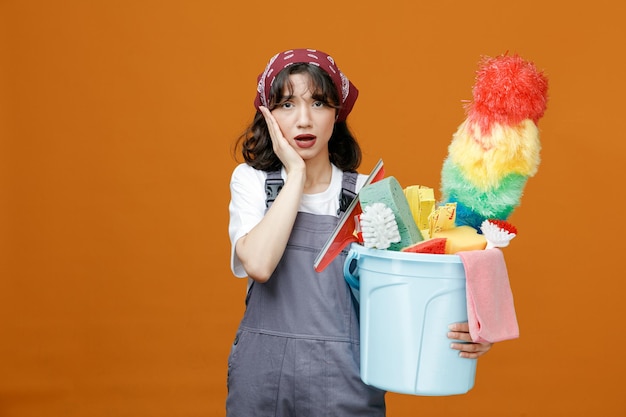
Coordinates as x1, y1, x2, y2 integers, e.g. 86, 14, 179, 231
1, 1, 625, 416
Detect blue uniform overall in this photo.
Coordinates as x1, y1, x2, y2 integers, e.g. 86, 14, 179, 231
226, 171, 386, 417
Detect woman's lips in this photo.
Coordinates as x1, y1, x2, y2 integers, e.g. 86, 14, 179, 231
294, 134, 316, 149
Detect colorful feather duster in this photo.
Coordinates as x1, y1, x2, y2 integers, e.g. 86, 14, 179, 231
440, 53, 549, 230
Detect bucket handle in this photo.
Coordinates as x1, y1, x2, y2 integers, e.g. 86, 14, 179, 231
343, 248, 361, 291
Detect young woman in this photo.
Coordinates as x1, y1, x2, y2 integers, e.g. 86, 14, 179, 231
226, 48, 492, 416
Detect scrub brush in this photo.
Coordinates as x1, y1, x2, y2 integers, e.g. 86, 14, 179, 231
480, 219, 518, 249
359, 202, 401, 249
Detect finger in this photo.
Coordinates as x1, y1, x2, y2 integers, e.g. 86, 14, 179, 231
259, 106, 281, 142
259, 106, 304, 173
447, 331, 472, 342
454, 342, 492, 353
459, 350, 483, 359
259, 105, 272, 119
260, 106, 293, 160
448, 322, 469, 332
450, 342, 493, 359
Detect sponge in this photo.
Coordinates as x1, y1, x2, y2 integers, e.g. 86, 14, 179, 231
432, 226, 487, 254
401, 238, 447, 254
358, 176, 423, 251
403, 185, 435, 238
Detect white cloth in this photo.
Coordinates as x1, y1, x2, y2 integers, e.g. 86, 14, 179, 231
228, 163, 367, 277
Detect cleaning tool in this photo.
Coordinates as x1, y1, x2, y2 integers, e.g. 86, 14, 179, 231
404, 185, 436, 239
480, 219, 517, 249
432, 226, 487, 254
440, 53, 549, 230
458, 248, 519, 343
314, 159, 385, 272
359, 203, 401, 249
344, 243, 477, 395
401, 238, 447, 254
358, 176, 423, 251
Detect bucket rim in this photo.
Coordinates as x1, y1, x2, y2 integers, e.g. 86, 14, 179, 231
347, 242, 462, 263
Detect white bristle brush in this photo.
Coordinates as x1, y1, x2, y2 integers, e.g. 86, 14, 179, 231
480, 219, 518, 249
359, 202, 401, 250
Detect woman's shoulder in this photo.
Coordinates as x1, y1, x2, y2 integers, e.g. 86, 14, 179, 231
231, 163, 276, 183
229, 164, 269, 211
231, 162, 257, 176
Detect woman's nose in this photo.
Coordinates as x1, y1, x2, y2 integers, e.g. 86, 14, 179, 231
296, 106, 313, 127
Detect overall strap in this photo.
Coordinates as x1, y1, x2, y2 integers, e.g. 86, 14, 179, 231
264, 169, 358, 214
338, 171, 358, 215
264, 170, 284, 208
339, 172, 359, 317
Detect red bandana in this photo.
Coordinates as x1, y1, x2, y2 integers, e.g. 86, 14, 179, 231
254, 48, 358, 122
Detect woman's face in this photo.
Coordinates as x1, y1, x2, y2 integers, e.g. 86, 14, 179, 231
270, 73, 336, 163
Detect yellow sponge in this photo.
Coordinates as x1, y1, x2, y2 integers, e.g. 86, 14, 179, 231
432, 226, 487, 254
403, 185, 435, 238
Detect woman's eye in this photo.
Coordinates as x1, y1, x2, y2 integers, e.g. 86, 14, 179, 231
281, 102, 293, 109
313, 101, 325, 108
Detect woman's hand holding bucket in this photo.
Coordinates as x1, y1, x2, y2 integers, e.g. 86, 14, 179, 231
448, 322, 493, 359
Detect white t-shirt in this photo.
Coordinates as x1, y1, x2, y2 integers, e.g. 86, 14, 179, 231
228, 163, 368, 277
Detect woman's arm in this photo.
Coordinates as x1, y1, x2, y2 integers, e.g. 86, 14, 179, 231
234, 106, 307, 283
234, 168, 305, 283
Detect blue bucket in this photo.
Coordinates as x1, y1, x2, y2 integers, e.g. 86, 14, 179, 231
344, 243, 477, 396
